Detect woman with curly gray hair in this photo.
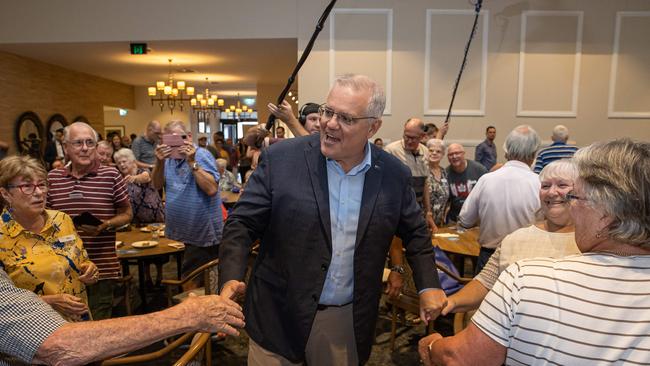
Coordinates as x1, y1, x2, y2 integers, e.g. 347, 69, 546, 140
419, 139, 650, 366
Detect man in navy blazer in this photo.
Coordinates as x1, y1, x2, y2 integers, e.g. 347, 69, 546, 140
219, 74, 446, 365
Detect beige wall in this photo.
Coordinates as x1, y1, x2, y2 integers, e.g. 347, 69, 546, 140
0, 0, 298, 43
0, 51, 134, 154
297, 0, 650, 162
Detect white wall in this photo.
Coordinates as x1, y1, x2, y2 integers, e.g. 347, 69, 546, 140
297, 0, 650, 162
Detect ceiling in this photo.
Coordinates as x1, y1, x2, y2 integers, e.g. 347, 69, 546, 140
0, 38, 298, 97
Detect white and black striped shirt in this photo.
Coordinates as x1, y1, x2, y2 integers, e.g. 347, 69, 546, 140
473, 253, 650, 365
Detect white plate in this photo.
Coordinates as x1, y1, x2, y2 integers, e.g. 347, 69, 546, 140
132, 241, 159, 249
115, 241, 123, 247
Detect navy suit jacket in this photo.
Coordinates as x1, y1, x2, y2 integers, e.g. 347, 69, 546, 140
219, 134, 440, 364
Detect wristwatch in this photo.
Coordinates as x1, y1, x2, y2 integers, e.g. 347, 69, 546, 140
390, 265, 405, 275
191, 162, 199, 171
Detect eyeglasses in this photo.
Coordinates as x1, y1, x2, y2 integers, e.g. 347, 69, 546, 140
67, 139, 97, 148
6, 182, 48, 195
318, 104, 377, 126
565, 192, 587, 202
403, 135, 421, 142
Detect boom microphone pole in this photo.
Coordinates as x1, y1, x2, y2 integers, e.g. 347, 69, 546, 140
265, 0, 338, 131
444, 0, 484, 125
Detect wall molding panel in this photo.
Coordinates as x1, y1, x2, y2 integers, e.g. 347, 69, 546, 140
607, 11, 650, 119
329, 8, 393, 115
516, 10, 583, 117
423, 9, 489, 117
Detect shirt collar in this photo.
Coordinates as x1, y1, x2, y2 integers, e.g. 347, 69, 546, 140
0, 209, 55, 238
327, 142, 373, 176
504, 160, 533, 170
64, 159, 100, 177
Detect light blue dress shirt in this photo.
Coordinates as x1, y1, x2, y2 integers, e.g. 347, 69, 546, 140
319, 143, 372, 305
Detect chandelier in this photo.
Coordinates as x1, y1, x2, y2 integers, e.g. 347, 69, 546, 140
148, 58, 195, 114
190, 78, 225, 116
225, 94, 256, 119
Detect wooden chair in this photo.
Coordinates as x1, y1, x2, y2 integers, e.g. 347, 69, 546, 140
161, 259, 219, 307
101, 331, 211, 366
386, 260, 472, 350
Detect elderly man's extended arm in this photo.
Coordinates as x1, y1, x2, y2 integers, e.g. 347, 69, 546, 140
34, 295, 244, 366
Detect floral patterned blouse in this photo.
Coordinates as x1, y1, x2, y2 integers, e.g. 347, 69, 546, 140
0, 209, 90, 320
126, 168, 165, 225
428, 168, 450, 226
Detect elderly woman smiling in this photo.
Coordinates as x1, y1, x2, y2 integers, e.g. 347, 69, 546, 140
113, 148, 164, 224
419, 139, 650, 365
0, 156, 98, 321
440, 159, 580, 315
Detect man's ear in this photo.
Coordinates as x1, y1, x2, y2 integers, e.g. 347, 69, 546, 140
367, 119, 382, 138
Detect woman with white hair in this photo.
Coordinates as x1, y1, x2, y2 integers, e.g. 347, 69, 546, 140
441, 159, 580, 315
420, 139, 650, 365
426, 138, 449, 230
216, 158, 240, 192
113, 148, 164, 224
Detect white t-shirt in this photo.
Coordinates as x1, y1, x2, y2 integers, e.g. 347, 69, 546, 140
473, 253, 650, 365
458, 160, 540, 249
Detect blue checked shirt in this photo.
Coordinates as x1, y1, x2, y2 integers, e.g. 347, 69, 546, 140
0, 268, 66, 365
318, 143, 372, 305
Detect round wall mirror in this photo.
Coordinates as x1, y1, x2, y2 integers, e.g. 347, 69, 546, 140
47, 114, 68, 142
15, 111, 45, 159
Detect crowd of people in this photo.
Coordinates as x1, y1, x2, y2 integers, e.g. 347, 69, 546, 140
1, 73, 649, 365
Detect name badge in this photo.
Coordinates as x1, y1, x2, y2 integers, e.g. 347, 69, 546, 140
69, 192, 83, 199
58, 234, 76, 243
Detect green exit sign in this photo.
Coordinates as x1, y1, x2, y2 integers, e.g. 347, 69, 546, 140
130, 43, 148, 55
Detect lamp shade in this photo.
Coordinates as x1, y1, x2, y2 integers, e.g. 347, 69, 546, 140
148, 87, 157, 96
156, 81, 165, 90
191, 99, 197, 106
218, 99, 225, 107
186, 86, 195, 96
176, 81, 186, 90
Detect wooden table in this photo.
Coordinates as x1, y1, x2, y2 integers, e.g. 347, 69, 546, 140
432, 226, 480, 276
116, 228, 184, 311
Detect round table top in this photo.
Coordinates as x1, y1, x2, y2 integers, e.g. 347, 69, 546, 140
116, 227, 184, 259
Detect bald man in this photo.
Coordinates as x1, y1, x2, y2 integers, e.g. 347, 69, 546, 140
384, 118, 436, 298
445, 143, 487, 223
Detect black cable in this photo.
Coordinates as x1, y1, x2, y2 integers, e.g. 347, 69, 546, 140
265, 0, 339, 131
444, 0, 484, 124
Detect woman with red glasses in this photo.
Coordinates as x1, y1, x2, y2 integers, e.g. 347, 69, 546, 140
0, 156, 98, 321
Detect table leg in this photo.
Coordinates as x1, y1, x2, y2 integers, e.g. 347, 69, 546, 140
138, 260, 148, 311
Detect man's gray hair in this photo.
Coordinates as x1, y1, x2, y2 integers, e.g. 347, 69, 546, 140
573, 139, 650, 247
333, 74, 386, 119
503, 125, 541, 163
164, 120, 188, 133
97, 140, 113, 151
113, 147, 136, 162
552, 125, 569, 142
538, 159, 577, 183
64, 122, 99, 142
426, 138, 446, 154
